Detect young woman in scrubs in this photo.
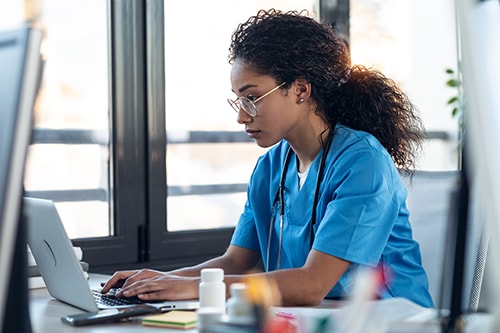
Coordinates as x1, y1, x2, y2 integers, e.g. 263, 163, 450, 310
102, 9, 433, 308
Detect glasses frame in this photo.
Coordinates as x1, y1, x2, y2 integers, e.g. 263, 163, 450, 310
227, 82, 286, 117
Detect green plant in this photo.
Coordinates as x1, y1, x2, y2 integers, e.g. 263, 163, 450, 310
445, 67, 464, 168
445, 68, 462, 119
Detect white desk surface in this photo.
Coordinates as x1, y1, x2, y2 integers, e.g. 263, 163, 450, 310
29, 273, 197, 333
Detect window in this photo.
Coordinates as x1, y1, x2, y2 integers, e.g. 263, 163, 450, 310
20, 0, 144, 270
23, 0, 110, 239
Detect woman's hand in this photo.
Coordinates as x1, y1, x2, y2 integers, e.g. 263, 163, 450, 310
100, 269, 164, 294
116, 274, 200, 301
99, 245, 258, 301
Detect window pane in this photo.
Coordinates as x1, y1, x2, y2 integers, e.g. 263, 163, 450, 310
350, 0, 460, 170
166, 143, 265, 231
164, 1, 316, 232
23, 0, 110, 238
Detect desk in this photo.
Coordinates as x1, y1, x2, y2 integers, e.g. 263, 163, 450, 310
29, 274, 197, 333
29, 274, 494, 333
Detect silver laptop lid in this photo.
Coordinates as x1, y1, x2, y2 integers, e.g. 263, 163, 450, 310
25, 197, 199, 312
25, 197, 99, 312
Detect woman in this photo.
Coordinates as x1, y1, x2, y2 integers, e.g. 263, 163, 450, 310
102, 9, 433, 308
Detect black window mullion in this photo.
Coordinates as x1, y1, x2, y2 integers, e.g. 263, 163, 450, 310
145, 0, 166, 262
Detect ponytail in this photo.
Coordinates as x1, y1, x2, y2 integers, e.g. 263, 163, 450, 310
325, 65, 426, 171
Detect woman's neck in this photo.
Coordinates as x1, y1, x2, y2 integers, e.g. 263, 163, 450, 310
287, 120, 330, 173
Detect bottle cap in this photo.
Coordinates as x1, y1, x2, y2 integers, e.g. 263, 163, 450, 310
201, 268, 224, 283
230, 282, 247, 296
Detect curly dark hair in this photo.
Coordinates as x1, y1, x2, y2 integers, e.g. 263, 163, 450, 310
228, 9, 426, 171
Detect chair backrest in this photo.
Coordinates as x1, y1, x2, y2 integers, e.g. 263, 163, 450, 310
401, 170, 488, 311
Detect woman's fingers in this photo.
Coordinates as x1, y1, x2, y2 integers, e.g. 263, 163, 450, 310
100, 270, 137, 293
118, 275, 199, 301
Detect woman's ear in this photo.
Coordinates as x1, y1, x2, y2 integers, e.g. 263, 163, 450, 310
293, 78, 312, 104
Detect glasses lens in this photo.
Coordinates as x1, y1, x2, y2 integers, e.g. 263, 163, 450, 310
240, 98, 257, 117
227, 98, 257, 117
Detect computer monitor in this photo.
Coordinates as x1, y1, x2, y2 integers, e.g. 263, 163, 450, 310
0, 27, 43, 333
455, 0, 500, 329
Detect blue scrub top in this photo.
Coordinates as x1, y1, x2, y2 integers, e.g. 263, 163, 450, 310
230, 124, 434, 308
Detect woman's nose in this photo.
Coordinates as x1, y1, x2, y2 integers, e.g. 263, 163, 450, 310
236, 108, 252, 124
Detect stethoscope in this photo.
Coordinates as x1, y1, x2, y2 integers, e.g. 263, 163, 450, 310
265, 132, 333, 271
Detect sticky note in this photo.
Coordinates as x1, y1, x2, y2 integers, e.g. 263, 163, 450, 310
142, 310, 197, 329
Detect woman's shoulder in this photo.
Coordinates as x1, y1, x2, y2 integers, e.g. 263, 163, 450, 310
333, 124, 389, 159
334, 124, 382, 146
330, 124, 399, 179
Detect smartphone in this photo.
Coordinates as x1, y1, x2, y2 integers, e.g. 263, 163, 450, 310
61, 304, 161, 326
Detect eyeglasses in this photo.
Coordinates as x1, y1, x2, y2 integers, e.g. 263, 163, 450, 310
227, 82, 286, 117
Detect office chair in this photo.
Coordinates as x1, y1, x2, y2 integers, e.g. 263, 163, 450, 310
401, 170, 488, 312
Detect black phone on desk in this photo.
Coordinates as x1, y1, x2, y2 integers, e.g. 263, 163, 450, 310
61, 304, 162, 326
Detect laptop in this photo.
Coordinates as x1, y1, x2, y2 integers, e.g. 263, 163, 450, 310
25, 197, 199, 312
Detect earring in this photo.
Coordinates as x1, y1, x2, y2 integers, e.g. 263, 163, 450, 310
298, 98, 304, 103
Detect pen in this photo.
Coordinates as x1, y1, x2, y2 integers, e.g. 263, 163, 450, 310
275, 311, 296, 320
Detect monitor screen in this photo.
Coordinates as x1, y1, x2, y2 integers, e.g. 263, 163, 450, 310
0, 27, 43, 332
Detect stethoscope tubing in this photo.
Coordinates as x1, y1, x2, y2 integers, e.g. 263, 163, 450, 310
266, 133, 333, 271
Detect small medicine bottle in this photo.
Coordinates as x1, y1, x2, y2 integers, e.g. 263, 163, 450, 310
226, 282, 254, 323
199, 268, 226, 314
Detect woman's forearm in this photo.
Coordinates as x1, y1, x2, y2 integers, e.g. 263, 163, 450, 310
169, 245, 260, 277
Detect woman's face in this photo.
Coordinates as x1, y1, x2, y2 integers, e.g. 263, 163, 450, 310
229, 60, 304, 148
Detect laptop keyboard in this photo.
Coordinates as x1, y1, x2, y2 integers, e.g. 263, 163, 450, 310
92, 288, 146, 307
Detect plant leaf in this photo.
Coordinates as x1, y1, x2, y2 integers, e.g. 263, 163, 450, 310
447, 96, 459, 105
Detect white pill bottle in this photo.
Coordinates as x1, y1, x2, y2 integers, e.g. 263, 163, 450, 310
199, 268, 226, 314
